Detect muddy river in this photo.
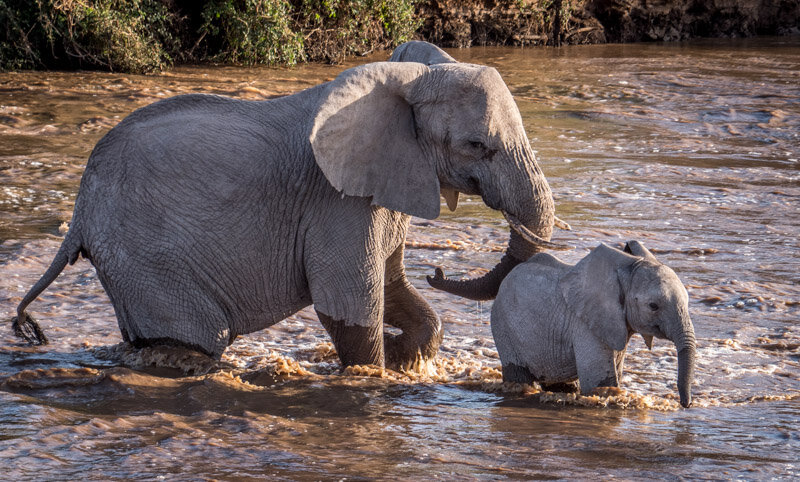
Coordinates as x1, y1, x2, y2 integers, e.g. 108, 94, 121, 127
1, 37, 798, 478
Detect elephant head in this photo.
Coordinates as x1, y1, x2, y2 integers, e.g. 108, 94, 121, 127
561, 241, 696, 407
384, 41, 570, 300
388, 40, 459, 65
310, 61, 568, 298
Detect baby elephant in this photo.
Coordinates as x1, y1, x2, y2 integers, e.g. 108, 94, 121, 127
491, 241, 696, 407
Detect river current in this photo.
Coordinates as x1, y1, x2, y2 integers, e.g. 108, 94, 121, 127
0, 37, 798, 479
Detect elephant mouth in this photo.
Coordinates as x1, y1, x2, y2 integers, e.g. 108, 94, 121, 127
502, 211, 573, 251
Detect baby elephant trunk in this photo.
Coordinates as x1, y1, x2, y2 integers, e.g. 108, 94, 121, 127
672, 315, 697, 408
677, 344, 696, 409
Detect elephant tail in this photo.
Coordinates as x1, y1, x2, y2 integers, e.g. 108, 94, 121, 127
10, 232, 83, 345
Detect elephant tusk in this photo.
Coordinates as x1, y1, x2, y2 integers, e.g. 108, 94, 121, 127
502, 211, 574, 251
553, 215, 572, 231
642, 334, 654, 350
441, 187, 459, 212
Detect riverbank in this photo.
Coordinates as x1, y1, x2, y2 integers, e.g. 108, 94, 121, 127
1, 0, 798, 72
420, 0, 800, 47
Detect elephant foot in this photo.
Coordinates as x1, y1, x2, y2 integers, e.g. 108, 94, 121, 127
384, 332, 439, 373
317, 311, 384, 368
129, 336, 219, 359
540, 380, 580, 393
382, 310, 443, 373
501, 363, 535, 384
382, 277, 443, 372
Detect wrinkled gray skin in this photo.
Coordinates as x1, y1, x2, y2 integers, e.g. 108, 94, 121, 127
389, 40, 458, 65
391, 41, 564, 301
491, 241, 697, 408
11, 49, 557, 370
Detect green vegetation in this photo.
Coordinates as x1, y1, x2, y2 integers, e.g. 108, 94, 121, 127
0, 0, 421, 72
199, 0, 303, 65
198, 0, 420, 65
295, 0, 421, 63
0, 0, 179, 72
1, 0, 796, 73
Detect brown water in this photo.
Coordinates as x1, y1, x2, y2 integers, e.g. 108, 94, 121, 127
1, 37, 798, 479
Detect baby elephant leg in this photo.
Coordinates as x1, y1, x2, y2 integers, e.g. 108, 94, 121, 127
574, 334, 620, 394
540, 380, 580, 393
502, 364, 579, 393
502, 363, 535, 384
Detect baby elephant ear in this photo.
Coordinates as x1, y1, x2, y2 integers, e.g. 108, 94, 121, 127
559, 244, 631, 351
310, 61, 441, 220
623, 240, 658, 263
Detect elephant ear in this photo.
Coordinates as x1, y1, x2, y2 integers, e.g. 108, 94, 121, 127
310, 61, 440, 220
559, 244, 631, 351
623, 240, 659, 263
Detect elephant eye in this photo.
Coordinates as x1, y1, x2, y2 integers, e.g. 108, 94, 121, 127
468, 140, 486, 150
649, 303, 659, 312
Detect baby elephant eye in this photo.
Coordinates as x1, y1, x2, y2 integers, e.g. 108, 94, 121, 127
469, 140, 486, 150
649, 302, 659, 312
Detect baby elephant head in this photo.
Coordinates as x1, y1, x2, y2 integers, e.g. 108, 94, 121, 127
564, 241, 696, 407
621, 241, 696, 408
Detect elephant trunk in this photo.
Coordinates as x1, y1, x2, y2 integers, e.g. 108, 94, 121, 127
677, 345, 696, 408
426, 232, 526, 301
671, 310, 696, 408
426, 215, 568, 301
427, 150, 572, 300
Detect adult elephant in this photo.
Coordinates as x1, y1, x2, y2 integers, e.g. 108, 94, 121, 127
11, 57, 566, 370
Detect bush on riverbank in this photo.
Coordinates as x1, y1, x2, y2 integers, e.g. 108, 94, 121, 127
199, 0, 303, 65
0, 0, 421, 72
0, 0, 180, 72
198, 0, 419, 64
1, 0, 798, 72
293, 0, 420, 63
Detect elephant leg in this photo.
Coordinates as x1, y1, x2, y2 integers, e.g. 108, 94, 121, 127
501, 364, 579, 392
305, 203, 411, 369
305, 224, 387, 368
317, 311, 384, 367
94, 262, 231, 358
383, 244, 443, 370
501, 363, 535, 384
574, 334, 619, 394
540, 380, 580, 393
